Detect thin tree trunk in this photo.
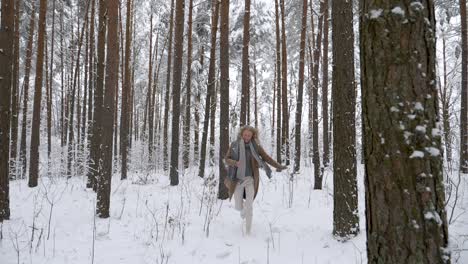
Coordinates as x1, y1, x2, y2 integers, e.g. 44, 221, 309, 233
240, 0, 251, 127
29, 0, 48, 188
312, 0, 325, 187
194, 46, 204, 165
163, 0, 175, 171
86, 0, 96, 188
275, 0, 282, 163
183, 0, 194, 169
218, 0, 230, 200
280, 0, 289, 165
120, 0, 133, 180
169, 0, 186, 186
322, 0, 330, 167
293, 0, 308, 174
19, 7, 36, 179
146, 13, 155, 164
9, 0, 21, 179
199, 0, 220, 178
460, 0, 468, 173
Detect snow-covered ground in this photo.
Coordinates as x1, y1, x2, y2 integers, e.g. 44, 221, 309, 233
0, 165, 466, 264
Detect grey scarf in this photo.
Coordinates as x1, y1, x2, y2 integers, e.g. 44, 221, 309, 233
236, 140, 271, 180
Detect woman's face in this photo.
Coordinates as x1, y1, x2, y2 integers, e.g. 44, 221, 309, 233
242, 130, 253, 143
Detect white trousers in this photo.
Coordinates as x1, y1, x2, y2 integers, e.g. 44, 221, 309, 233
233, 176, 254, 234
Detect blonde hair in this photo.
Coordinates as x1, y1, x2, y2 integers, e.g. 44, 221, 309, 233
238, 125, 260, 144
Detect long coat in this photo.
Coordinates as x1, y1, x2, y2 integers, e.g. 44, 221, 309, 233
224, 139, 283, 200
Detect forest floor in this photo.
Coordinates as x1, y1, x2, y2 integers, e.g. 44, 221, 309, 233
0, 163, 467, 264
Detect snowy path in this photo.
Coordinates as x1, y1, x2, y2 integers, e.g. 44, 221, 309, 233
0, 166, 466, 263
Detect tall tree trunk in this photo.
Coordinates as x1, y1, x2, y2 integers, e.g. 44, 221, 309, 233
97, 0, 119, 218
274, 0, 282, 162
312, 0, 325, 187
218, 0, 230, 200
280, 0, 289, 165
29, 0, 48, 188
10, 0, 21, 179
199, 0, 220, 178
209, 81, 218, 161
19, 6, 36, 179
67, 2, 90, 178
322, 0, 330, 167
332, 0, 358, 238
0, 0, 15, 220
48, 0, 56, 162
194, 46, 204, 165
169, 0, 186, 186
460, 0, 468, 173
440, 30, 452, 165
183, 0, 194, 169
293, 0, 308, 174
146, 13, 155, 164
86, 0, 96, 188
120, 0, 133, 180
240, 0, 251, 127
361, 0, 450, 261
163, 0, 175, 171
88, 0, 107, 191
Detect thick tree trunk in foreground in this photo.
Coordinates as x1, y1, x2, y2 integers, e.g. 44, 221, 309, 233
97, 0, 119, 218
361, 0, 451, 262
0, 0, 15, 221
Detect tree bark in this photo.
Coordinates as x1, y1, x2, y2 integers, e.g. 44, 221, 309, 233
120, 0, 133, 180
0, 0, 15, 220
332, 0, 358, 238
183, 0, 194, 169
88, 0, 107, 191
169, 0, 186, 186
240, 0, 251, 127
97, 0, 119, 218
460, 0, 468, 173
29, 0, 48, 188
361, 0, 451, 262
163, 0, 175, 171
322, 0, 330, 167
280, 0, 289, 165
218, 0, 230, 200
19, 7, 36, 179
275, 0, 282, 162
293, 0, 308, 174
199, 0, 220, 178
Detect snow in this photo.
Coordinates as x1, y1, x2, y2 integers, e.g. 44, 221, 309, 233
410, 150, 425, 158
414, 102, 424, 111
391, 6, 405, 16
424, 211, 443, 226
425, 147, 441, 156
410, 2, 425, 12
369, 9, 383, 20
0, 167, 368, 264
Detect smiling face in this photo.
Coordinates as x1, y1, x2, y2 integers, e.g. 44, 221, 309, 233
242, 129, 254, 143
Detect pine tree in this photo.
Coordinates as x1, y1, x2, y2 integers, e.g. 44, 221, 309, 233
0, 0, 15, 221
361, 0, 450, 261
97, 0, 119, 218
169, 0, 186, 186
29, 0, 48, 188
332, 0, 358, 238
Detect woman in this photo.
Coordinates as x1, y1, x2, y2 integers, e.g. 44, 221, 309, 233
224, 125, 286, 235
